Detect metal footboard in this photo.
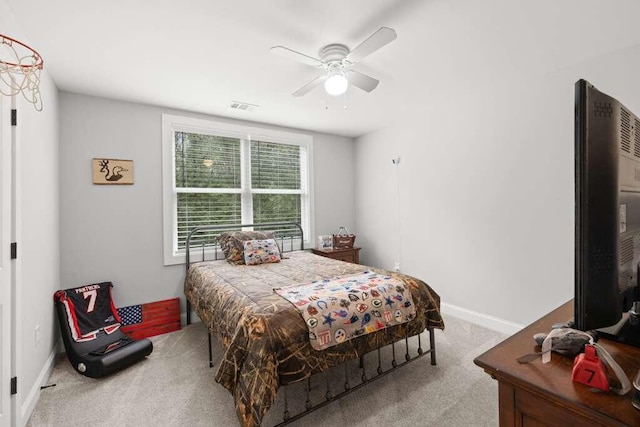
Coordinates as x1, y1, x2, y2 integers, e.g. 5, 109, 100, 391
204, 327, 437, 426
275, 328, 436, 426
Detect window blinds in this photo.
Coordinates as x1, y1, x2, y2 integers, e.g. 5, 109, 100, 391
251, 140, 302, 234
174, 132, 304, 249
251, 140, 300, 190
175, 132, 241, 189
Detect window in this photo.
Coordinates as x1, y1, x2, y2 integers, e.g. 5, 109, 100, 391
162, 114, 313, 265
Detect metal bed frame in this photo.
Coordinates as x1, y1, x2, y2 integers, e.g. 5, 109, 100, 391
184, 222, 437, 426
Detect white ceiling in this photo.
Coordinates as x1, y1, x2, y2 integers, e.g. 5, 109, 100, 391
5, 0, 640, 137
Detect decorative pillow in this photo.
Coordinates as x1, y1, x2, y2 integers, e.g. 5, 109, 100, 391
243, 239, 282, 265
217, 231, 276, 264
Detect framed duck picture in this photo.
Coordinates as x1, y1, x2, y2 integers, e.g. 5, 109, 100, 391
92, 158, 134, 185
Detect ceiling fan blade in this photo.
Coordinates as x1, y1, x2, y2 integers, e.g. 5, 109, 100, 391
347, 70, 379, 93
347, 27, 397, 63
292, 75, 327, 97
270, 46, 323, 68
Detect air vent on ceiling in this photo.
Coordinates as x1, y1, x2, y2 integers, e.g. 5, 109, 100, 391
230, 101, 259, 112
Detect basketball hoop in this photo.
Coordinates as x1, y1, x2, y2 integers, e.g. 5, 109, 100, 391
0, 34, 44, 111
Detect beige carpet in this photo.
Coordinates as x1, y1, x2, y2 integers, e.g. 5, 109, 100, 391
27, 314, 507, 426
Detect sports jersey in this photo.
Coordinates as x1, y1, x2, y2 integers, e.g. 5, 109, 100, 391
55, 282, 121, 342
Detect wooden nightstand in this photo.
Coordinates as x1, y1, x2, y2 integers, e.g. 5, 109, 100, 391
310, 247, 361, 264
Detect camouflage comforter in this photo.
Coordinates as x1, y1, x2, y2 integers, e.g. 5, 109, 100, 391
184, 250, 444, 427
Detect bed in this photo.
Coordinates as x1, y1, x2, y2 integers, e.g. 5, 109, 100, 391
183, 223, 444, 426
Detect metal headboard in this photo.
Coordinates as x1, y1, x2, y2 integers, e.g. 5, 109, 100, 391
184, 222, 304, 324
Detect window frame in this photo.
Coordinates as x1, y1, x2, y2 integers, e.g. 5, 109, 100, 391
162, 114, 314, 265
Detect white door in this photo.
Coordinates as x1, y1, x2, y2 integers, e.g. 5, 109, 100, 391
0, 94, 13, 427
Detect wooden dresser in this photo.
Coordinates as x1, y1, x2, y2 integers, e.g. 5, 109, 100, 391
474, 301, 640, 426
310, 247, 360, 264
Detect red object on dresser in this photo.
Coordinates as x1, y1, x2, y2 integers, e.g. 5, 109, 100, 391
571, 344, 610, 392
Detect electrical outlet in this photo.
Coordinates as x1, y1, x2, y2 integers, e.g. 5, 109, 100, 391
393, 261, 400, 272
35, 325, 40, 346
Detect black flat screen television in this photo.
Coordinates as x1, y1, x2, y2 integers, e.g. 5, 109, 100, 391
575, 79, 640, 345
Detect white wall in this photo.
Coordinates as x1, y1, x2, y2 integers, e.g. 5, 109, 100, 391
1, 0, 61, 424
16, 75, 59, 425
355, 43, 640, 333
59, 92, 355, 311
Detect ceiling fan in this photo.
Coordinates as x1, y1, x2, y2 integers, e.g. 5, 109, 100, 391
270, 27, 397, 97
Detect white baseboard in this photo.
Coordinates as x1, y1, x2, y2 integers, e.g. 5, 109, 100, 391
20, 345, 58, 426
441, 302, 524, 336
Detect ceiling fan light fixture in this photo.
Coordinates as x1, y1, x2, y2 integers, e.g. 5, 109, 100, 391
324, 70, 348, 96
271, 27, 396, 98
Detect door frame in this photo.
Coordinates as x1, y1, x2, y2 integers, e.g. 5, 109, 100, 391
0, 94, 14, 427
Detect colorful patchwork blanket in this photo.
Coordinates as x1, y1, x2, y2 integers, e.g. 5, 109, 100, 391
275, 271, 417, 350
